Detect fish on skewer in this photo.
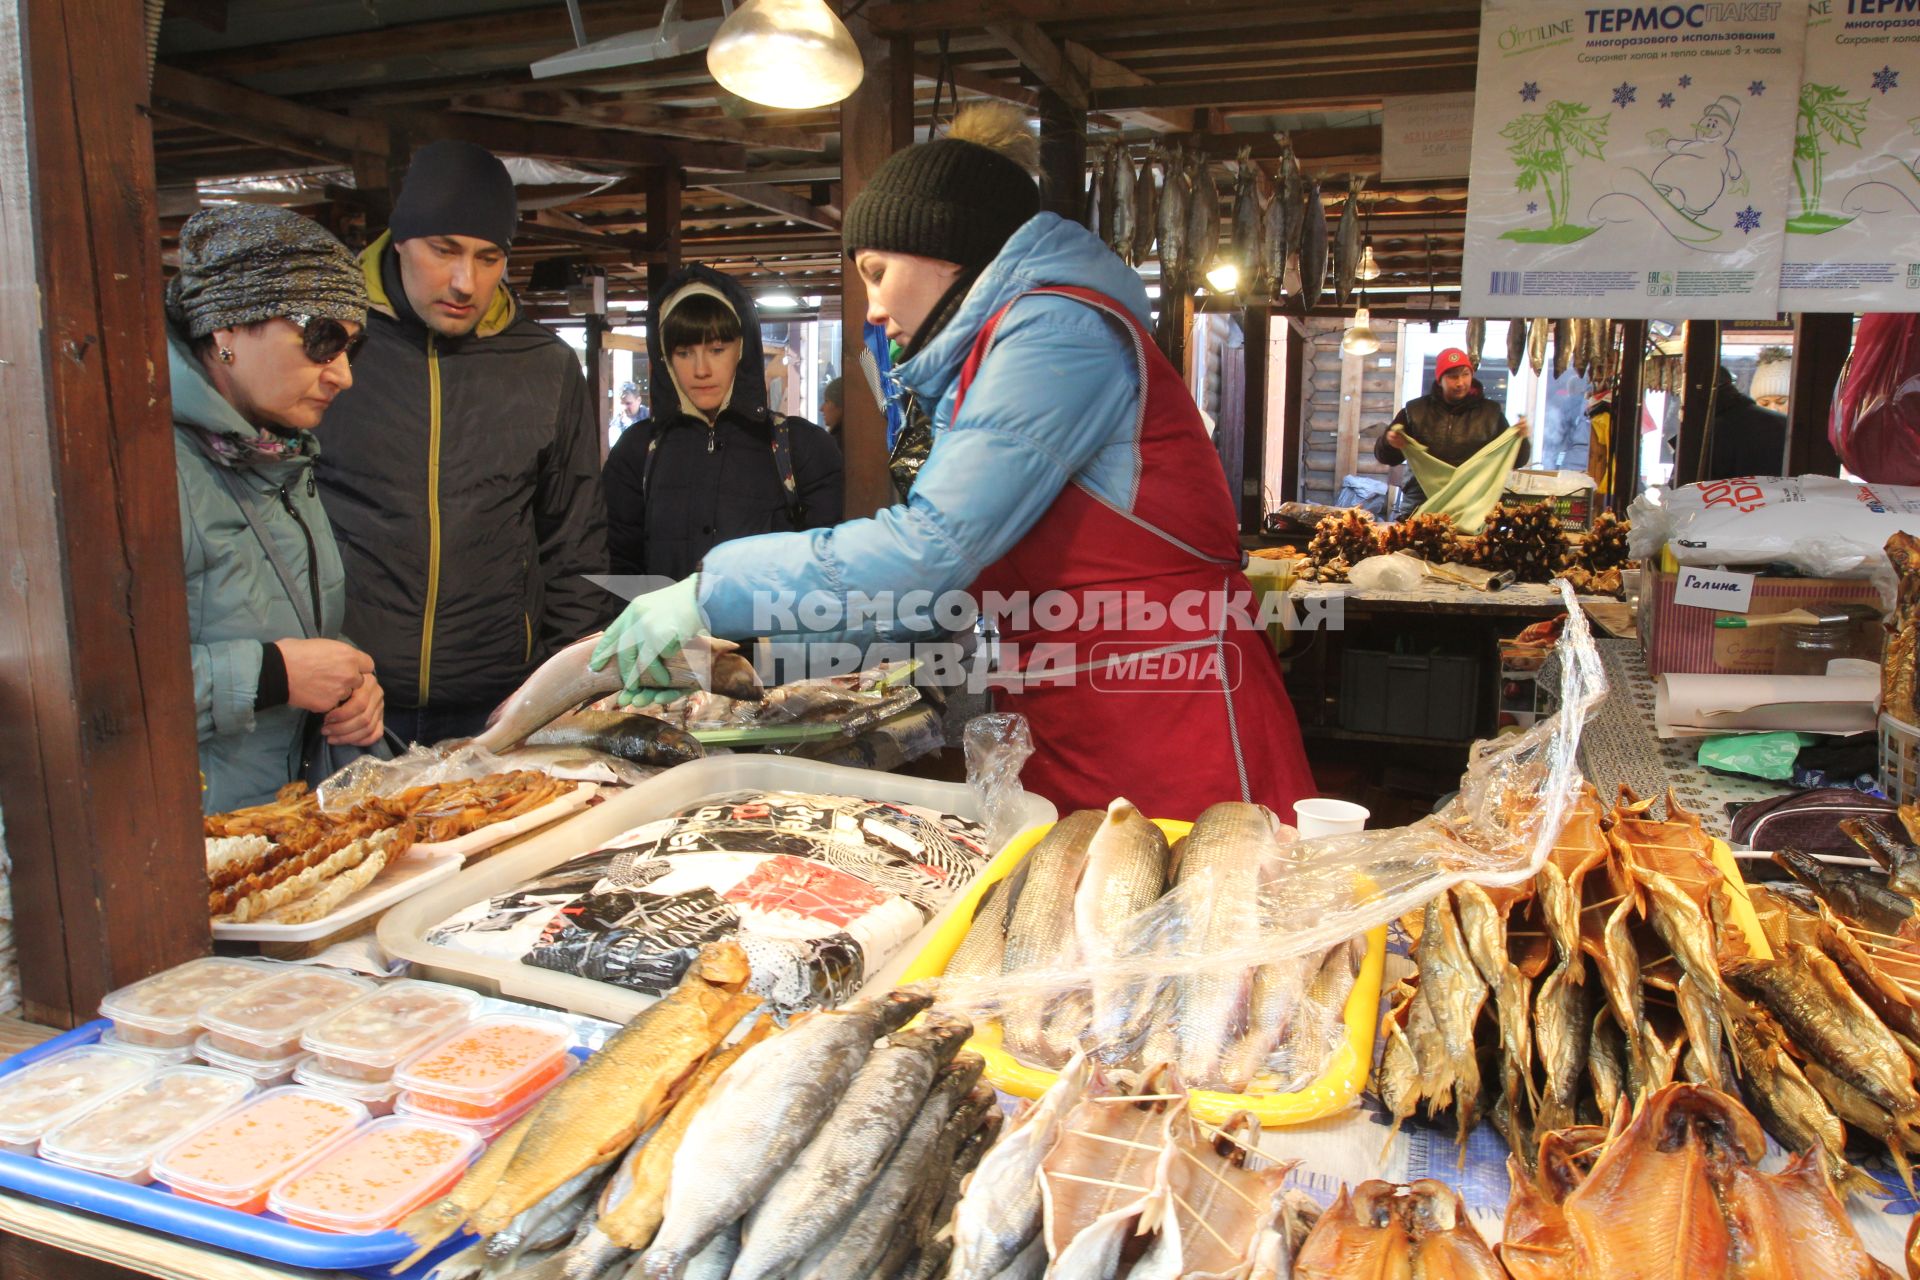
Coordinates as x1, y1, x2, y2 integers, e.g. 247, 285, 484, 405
1718, 986, 1874, 1199
1843, 817, 1920, 898
1131, 1111, 1295, 1280
948, 1052, 1092, 1280
1533, 861, 1591, 1138
1774, 846, 1919, 941
1040, 1067, 1179, 1279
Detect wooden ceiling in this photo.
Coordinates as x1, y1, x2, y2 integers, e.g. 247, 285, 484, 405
152, 0, 1481, 317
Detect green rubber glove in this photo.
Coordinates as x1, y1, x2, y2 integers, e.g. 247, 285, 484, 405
588, 575, 707, 705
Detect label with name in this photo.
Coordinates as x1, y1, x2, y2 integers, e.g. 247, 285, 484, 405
1673, 567, 1756, 614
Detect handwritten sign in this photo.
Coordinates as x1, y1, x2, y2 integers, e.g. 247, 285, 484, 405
1382, 93, 1474, 180
1673, 567, 1756, 613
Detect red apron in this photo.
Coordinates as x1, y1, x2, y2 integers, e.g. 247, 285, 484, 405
955, 286, 1315, 822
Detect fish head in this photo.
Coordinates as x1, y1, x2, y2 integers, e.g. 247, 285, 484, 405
1403, 1180, 1467, 1236
871, 985, 937, 1032
1646, 1082, 1766, 1162
896, 1010, 975, 1062
688, 939, 754, 988
1349, 1181, 1405, 1230
938, 1050, 987, 1098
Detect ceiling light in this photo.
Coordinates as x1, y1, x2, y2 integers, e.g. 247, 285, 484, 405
1341, 307, 1381, 356
758, 290, 800, 310
707, 0, 864, 110
1356, 241, 1381, 282
1204, 260, 1240, 294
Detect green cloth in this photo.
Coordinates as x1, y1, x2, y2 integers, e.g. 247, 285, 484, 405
1402, 425, 1525, 534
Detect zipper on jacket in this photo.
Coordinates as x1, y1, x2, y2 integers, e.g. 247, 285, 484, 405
278, 483, 323, 638
419, 334, 443, 706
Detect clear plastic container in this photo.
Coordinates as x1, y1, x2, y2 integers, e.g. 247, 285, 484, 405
299, 981, 478, 1083
39, 1066, 254, 1183
198, 969, 375, 1061
293, 1058, 401, 1117
392, 1016, 574, 1124
98, 1029, 197, 1066
194, 1035, 312, 1088
394, 1054, 577, 1140
267, 1116, 483, 1234
152, 1086, 367, 1214
98, 958, 277, 1051
0, 1047, 156, 1154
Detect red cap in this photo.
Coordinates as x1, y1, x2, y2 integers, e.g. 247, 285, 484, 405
1436, 348, 1473, 377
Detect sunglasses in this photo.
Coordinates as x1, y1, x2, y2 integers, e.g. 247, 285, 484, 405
287, 314, 368, 366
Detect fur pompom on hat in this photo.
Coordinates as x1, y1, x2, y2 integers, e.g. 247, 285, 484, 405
843, 103, 1042, 271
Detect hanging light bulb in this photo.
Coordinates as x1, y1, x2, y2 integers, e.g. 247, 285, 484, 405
758, 290, 799, 310
1341, 307, 1380, 356
1204, 260, 1240, 294
707, 0, 864, 111
1356, 240, 1381, 282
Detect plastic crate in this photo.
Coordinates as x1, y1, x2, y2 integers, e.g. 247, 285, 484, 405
1880, 712, 1920, 807
1338, 649, 1481, 741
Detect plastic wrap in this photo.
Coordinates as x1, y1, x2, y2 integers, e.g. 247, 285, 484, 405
1628, 477, 1920, 593
930, 585, 1608, 1082
1831, 314, 1920, 486
963, 713, 1037, 854
772, 705, 946, 770
644, 665, 924, 741
316, 743, 516, 815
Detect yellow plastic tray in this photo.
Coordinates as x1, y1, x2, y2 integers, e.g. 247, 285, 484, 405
901, 818, 1389, 1127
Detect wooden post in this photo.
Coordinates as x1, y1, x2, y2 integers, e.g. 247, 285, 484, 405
1787, 312, 1849, 477
1673, 318, 1719, 486
837, 22, 915, 518
0, 0, 209, 1026
1239, 305, 1270, 531
584, 310, 610, 462
1036, 88, 1087, 224
1279, 318, 1305, 506
1610, 319, 1647, 512
1334, 334, 1364, 491
644, 165, 684, 305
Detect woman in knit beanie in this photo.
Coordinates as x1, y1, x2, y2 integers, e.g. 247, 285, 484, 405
596, 104, 1316, 819
165, 204, 387, 812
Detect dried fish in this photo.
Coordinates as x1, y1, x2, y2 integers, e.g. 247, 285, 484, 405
1719, 988, 1872, 1199
1001, 810, 1102, 1065
1131, 150, 1156, 267
944, 878, 1011, 983
1455, 883, 1536, 1152
1168, 802, 1274, 1088
1232, 146, 1264, 290
1291, 1183, 1411, 1280
1259, 160, 1289, 299
949, 1053, 1090, 1280
1528, 317, 1548, 376
1299, 178, 1328, 311
1156, 145, 1189, 285
1084, 146, 1106, 243
1588, 1010, 1625, 1125
1186, 154, 1221, 282
1466, 318, 1487, 367
1508, 319, 1529, 376
1040, 1068, 1176, 1279
1636, 868, 1735, 1094
1533, 861, 1591, 1138
1552, 319, 1572, 378
1773, 847, 1920, 938
1843, 818, 1920, 898
1420, 892, 1489, 1146
1132, 1112, 1293, 1280
1334, 176, 1364, 307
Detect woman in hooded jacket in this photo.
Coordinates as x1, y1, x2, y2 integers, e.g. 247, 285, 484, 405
166, 205, 386, 813
590, 106, 1314, 819
602, 266, 843, 582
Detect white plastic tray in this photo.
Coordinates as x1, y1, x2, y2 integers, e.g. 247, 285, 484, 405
377, 756, 1056, 1023
212, 784, 598, 944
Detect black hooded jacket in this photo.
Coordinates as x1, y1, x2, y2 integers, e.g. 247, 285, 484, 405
1375, 379, 1528, 508
604, 266, 843, 580
1706, 377, 1788, 480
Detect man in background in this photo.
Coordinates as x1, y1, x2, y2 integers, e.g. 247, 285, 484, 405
316, 140, 608, 744
1705, 364, 1788, 480
1376, 347, 1528, 521
611, 380, 647, 444
820, 376, 844, 439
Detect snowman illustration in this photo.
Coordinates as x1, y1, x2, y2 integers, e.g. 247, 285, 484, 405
1651, 96, 1742, 217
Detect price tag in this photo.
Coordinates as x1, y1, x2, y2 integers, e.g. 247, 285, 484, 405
1672, 567, 1755, 613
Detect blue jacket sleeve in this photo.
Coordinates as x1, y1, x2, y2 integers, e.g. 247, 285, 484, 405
697, 295, 1140, 641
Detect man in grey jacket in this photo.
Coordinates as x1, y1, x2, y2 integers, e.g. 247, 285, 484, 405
317, 142, 610, 744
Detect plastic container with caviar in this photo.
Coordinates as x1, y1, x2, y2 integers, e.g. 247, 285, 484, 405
197, 968, 375, 1063
193, 1036, 311, 1088
393, 1054, 577, 1140
0, 1047, 156, 1155
299, 980, 477, 1084
98, 958, 277, 1051
151, 1086, 366, 1213
268, 1116, 482, 1234
392, 1015, 574, 1125
292, 1058, 401, 1117
38, 1066, 254, 1183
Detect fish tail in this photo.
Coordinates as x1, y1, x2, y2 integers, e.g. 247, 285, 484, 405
637, 1250, 688, 1280
393, 1202, 471, 1272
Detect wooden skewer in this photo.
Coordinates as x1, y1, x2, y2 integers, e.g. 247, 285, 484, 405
1046, 1170, 1153, 1195
1067, 1129, 1162, 1153
1172, 1146, 1267, 1212
1193, 1118, 1267, 1162
1168, 1188, 1245, 1254
1580, 894, 1629, 914
1845, 925, 1920, 947
1089, 1094, 1186, 1104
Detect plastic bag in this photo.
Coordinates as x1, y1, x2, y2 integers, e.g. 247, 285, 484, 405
316, 742, 517, 815
963, 712, 1037, 854
1348, 552, 1426, 592
1696, 731, 1817, 782
774, 704, 945, 771
1629, 476, 1920, 590
930, 583, 1609, 1088
1831, 314, 1920, 485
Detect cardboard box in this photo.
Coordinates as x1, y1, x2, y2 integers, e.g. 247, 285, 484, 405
1640, 569, 1884, 676
1503, 469, 1597, 531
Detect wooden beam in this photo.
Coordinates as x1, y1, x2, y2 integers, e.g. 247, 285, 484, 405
522, 210, 652, 257
1, 0, 209, 1026
1609, 320, 1646, 511
376, 109, 747, 174
840, 23, 915, 520
693, 182, 839, 232
1673, 319, 1719, 486
699, 164, 845, 188
1787, 312, 1848, 477
1037, 89, 1087, 224
911, 56, 1040, 108
452, 89, 831, 152
1094, 64, 1474, 110
1062, 40, 1192, 133
1240, 305, 1271, 530
152, 66, 389, 160
1335, 333, 1364, 489
645, 166, 683, 302
1279, 314, 1305, 505
872, 0, 1272, 36
986, 20, 1088, 110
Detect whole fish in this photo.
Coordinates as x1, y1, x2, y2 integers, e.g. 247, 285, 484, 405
1374, 985, 1424, 1139
1528, 316, 1548, 376
498, 744, 659, 788
525, 710, 703, 767
473, 634, 759, 753
1334, 175, 1364, 306
1000, 810, 1103, 1064
1299, 179, 1328, 311
1074, 797, 1170, 1059
1774, 846, 1917, 939
1589, 1009, 1625, 1123
949, 1052, 1091, 1279
1156, 145, 1189, 285
943, 877, 1012, 984
1803, 1058, 1920, 1194
1636, 869, 1734, 1094
1454, 883, 1535, 1156
1720, 988, 1871, 1199
636, 987, 933, 1278
790, 1055, 987, 1280
1083, 146, 1106, 241
1465, 318, 1486, 368
1232, 147, 1265, 290
1169, 802, 1272, 1088
1598, 897, 1652, 1099
732, 1014, 971, 1280
1218, 953, 1308, 1090
1507, 319, 1529, 376
1419, 892, 1488, 1145
1552, 318, 1572, 378
1132, 1113, 1292, 1280
1097, 145, 1120, 252
398, 942, 760, 1265
1279, 141, 1304, 259
871, 1083, 996, 1279
1260, 167, 1289, 299
1131, 151, 1156, 267
1843, 817, 1920, 898
489, 1162, 612, 1262
677, 1223, 739, 1280
1532, 860, 1589, 1137
1186, 154, 1220, 281
1813, 911, 1920, 1047
1569, 318, 1589, 377
1040, 1068, 1176, 1280
995, 1234, 1049, 1280
1110, 145, 1137, 264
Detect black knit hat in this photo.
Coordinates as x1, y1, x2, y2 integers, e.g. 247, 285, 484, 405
844, 137, 1041, 271
390, 141, 519, 250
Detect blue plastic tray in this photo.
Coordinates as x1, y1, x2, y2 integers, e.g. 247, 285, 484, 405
0, 1020, 473, 1275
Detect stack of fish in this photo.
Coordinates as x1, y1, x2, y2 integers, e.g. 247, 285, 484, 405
944, 799, 1365, 1094
944, 1055, 1320, 1280
1378, 784, 1920, 1202
1500, 1083, 1897, 1280
1292, 1179, 1504, 1280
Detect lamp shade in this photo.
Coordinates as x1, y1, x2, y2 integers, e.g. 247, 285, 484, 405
707, 0, 864, 110
1341, 307, 1380, 356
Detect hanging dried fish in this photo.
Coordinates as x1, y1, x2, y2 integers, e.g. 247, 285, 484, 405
1279, 140, 1304, 260
1334, 176, 1364, 306
1260, 161, 1290, 300
1507, 319, 1528, 374
1528, 317, 1548, 376
1300, 178, 1328, 311
1131, 151, 1156, 266
1083, 146, 1105, 240
1232, 146, 1264, 291
1466, 318, 1487, 367
1110, 145, 1137, 265
1552, 319, 1572, 378
1097, 143, 1120, 250
1186, 153, 1220, 280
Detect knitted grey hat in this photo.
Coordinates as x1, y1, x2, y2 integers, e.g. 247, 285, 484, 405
165, 205, 367, 339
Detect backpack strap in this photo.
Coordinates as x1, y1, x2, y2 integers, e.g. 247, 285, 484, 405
770, 413, 803, 524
